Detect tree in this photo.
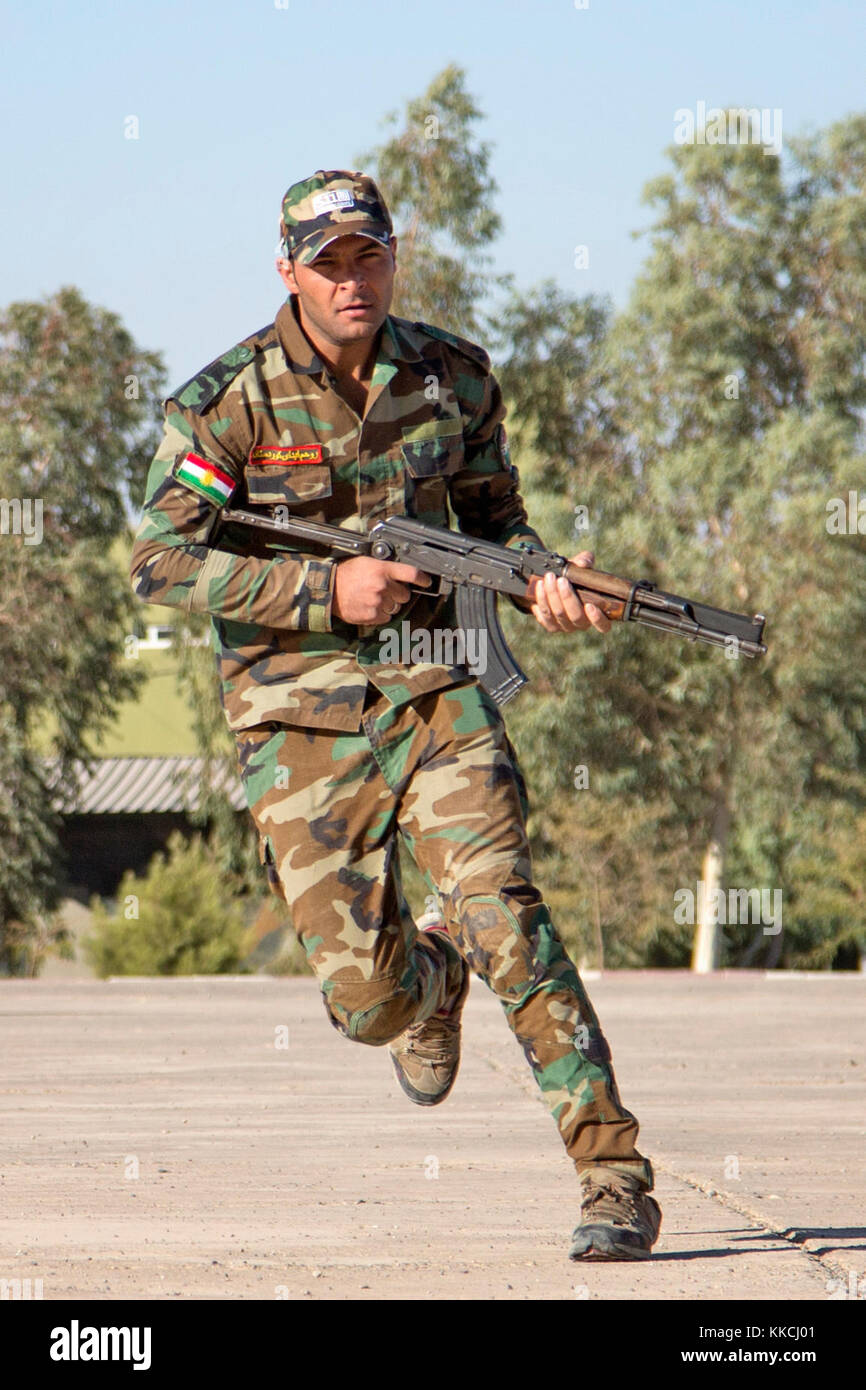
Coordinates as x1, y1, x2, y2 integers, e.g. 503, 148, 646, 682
359, 63, 503, 337
491, 113, 866, 969
487, 289, 699, 966
782, 801, 866, 969
606, 113, 866, 967
84, 832, 250, 977
173, 612, 264, 894
0, 286, 165, 972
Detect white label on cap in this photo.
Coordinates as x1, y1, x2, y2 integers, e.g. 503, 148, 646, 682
311, 190, 355, 216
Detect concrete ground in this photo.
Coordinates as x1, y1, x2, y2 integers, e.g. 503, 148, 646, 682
0, 971, 863, 1302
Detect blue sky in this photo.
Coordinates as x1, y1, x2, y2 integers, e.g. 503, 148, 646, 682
2, 0, 864, 389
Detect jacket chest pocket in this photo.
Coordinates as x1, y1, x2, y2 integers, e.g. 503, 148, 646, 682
402, 436, 464, 520
245, 463, 333, 507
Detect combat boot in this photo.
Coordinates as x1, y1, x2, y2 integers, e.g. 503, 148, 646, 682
388, 912, 469, 1107
569, 1163, 662, 1260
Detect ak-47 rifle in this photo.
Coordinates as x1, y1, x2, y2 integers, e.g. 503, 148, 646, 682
219, 507, 768, 706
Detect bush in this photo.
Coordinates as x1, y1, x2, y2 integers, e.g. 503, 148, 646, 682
84, 832, 251, 977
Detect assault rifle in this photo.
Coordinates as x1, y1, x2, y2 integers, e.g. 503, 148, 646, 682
219, 507, 767, 706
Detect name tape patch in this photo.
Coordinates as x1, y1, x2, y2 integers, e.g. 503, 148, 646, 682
249, 445, 324, 466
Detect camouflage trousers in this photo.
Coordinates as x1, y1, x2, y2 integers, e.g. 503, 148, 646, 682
235, 680, 652, 1184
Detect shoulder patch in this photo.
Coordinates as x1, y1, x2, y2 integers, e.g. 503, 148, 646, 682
173, 451, 237, 506
410, 319, 491, 370
168, 323, 276, 413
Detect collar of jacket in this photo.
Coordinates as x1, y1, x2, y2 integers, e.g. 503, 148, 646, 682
275, 297, 423, 376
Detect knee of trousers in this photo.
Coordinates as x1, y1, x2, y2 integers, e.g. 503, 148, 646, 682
319, 975, 412, 1048
449, 874, 546, 1002
451, 886, 613, 1068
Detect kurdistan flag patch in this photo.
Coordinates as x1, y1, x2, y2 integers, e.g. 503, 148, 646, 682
174, 451, 235, 504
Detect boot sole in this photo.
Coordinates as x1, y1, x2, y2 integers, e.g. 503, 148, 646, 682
569, 1242, 655, 1261
389, 1060, 459, 1107
569, 1206, 661, 1261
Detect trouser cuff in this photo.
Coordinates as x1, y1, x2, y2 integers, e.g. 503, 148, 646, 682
575, 1158, 655, 1191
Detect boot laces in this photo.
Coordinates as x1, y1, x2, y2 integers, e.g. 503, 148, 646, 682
583, 1178, 641, 1226
404, 1014, 460, 1064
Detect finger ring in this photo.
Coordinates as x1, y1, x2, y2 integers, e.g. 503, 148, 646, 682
390, 601, 399, 614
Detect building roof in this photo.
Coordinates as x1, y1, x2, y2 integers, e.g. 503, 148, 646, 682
49, 757, 247, 815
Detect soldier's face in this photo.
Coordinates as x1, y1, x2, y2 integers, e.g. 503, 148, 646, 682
279, 234, 397, 348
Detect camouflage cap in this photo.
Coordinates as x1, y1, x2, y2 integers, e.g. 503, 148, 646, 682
278, 170, 393, 266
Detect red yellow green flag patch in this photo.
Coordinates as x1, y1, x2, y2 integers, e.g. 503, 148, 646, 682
175, 452, 235, 504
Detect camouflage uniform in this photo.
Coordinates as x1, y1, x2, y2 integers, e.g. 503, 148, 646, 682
130, 174, 653, 1190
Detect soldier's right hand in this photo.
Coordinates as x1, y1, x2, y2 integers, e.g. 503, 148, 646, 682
332, 556, 431, 625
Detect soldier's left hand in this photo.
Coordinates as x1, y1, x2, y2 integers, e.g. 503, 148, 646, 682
526, 551, 612, 635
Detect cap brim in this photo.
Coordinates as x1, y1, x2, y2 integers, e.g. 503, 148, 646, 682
295, 223, 392, 266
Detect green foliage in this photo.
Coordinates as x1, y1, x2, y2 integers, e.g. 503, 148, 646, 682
740, 801, 866, 969
491, 110, 866, 970
492, 283, 617, 478
0, 285, 165, 534
83, 832, 251, 977
0, 287, 166, 963
262, 926, 315, 977
0, 729, 62, 970
173, 613, 267, 895
359, 63, 504, 337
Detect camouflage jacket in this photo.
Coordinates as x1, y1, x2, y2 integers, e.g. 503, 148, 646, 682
130, 298, 545, 733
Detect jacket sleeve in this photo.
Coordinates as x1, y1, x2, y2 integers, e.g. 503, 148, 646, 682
129, 400, 336, 631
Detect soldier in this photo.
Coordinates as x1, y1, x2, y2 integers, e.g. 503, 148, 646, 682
130, 169, 662, 1261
